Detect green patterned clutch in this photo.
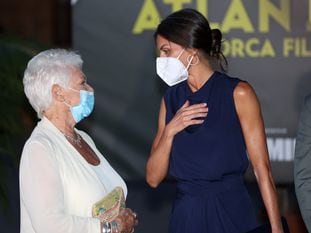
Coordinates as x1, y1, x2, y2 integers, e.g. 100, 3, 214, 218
92, 186, 126, 222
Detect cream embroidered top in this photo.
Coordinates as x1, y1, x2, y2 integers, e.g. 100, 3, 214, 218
19, 117, 127, 233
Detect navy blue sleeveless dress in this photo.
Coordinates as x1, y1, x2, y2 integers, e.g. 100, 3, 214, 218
164, 72, 259, 233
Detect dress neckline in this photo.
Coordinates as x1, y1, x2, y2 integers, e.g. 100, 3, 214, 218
40, 117, 101, 167
185, 71, 217, 96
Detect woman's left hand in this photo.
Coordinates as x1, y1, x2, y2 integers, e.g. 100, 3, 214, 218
113, 208, 138, 233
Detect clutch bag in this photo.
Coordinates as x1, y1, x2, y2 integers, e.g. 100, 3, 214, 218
246, 217, 290, 233
92, 186, 126, 222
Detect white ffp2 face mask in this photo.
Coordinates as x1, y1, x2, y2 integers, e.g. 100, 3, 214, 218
156, 49, 194, 86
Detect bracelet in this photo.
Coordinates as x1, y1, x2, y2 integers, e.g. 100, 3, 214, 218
102, 222, 112, 233
110, 221, 119, 233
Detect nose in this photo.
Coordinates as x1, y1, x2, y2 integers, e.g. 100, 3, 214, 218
86, 83, 94, 92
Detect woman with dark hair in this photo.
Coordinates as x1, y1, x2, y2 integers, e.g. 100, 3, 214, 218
146, 9, 283, 233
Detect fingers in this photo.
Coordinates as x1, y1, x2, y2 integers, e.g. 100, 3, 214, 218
167, 102, 209, 135
185, 102, 208, 111
187, 119, 205, 126
182, 111, 208, 121
179, 101, 207, 111
178, 105, 208, 125
128, 209, 138, 230
117, 208, 138, 233
180, 100, 190, 109
132, 211, 138, 226
178, 103, 208, 116
121, 208, 136, 218
119, 208, 127, 215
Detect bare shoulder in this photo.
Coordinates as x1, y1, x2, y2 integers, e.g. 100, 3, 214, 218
233, 81, 261, 115
233, 81, 256, 100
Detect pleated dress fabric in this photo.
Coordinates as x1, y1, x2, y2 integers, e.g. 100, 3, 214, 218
164, 72, 259, 233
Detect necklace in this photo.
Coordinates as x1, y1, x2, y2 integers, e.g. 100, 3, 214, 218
62, 131, 82, 148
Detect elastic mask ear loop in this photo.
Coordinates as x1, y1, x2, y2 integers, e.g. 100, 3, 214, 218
62, 87, 79, 109
56, 87, 71, 109
176, 49, 185, 59
186, 55, 194, 70
187, 54, 199, 67
69, 87, 80, 93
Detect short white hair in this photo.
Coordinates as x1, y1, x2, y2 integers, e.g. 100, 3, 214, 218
23, 49, 83, 118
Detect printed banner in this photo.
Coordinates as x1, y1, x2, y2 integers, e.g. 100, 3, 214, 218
73, 0, 311, 183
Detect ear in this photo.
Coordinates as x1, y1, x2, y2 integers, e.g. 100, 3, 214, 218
51, 84, 65, 102
186, 48, 199, 56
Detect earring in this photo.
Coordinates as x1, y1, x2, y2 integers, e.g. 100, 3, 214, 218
187, 55, 199, 65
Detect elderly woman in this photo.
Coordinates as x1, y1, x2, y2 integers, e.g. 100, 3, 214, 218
20, 49, 137, 233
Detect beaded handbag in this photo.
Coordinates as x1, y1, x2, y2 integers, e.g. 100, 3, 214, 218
92, 186, 126, 222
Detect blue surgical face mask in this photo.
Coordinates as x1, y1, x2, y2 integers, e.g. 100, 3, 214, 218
65, 88, 95, 123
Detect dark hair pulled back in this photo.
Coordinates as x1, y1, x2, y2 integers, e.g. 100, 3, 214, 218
154, 8, 227, 71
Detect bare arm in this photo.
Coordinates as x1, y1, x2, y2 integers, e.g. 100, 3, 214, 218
146, 98, 208, 188
234, 82, 283, 233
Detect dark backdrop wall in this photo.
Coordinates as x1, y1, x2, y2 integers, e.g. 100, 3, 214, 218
73, 0, 311, 183
0, 0, 71, 46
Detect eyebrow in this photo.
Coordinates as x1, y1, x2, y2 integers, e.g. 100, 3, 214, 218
159, 43, 170, 50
